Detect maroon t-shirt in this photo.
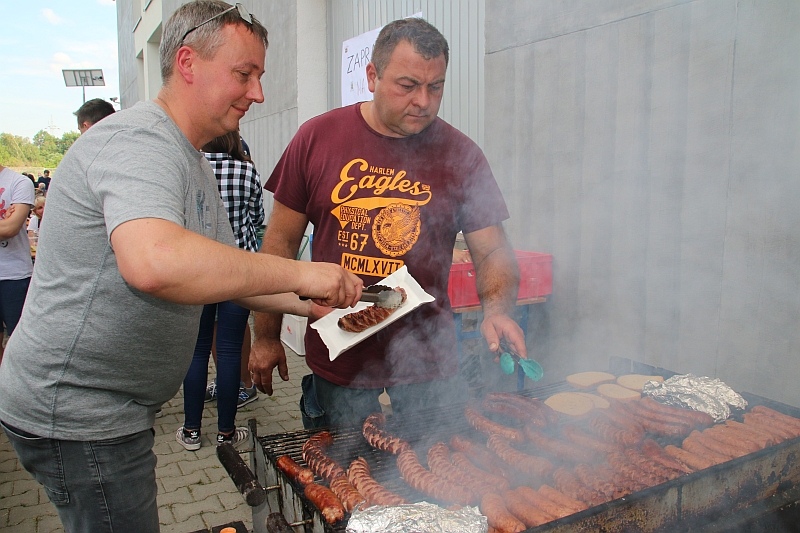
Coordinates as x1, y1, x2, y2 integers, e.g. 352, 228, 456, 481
267, 103, 509, 388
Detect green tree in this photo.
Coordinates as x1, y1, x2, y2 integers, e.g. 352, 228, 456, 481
0, 130, 79, 168
57, 131, 80, 154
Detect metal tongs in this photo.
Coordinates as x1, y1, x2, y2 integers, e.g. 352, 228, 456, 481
298, 284, 403, 309
498, 339, 543, 381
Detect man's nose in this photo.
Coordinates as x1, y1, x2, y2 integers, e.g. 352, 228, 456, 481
412, 87, 430, 109
248, 78, 265, 104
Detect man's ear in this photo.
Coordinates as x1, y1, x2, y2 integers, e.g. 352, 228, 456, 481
366, 62, 378, 93
174, 46, 197, 83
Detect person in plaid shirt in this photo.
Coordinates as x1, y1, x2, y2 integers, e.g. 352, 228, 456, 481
177, 130, 266, 450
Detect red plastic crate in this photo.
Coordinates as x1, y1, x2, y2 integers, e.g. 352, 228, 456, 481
448, 250, 552, 309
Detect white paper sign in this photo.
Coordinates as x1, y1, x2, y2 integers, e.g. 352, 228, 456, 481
310, 266, 435, 360
340, 13, 423, 107
341, 26, 381, 107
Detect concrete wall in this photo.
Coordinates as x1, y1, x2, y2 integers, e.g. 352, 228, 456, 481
116, 0, 140, 108
327, 0, 485, 146
484, 0, 800, 406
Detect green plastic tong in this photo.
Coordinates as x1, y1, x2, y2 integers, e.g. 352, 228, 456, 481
498, 339, 543, 381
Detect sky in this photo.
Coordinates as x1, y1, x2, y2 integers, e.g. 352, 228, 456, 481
0, 0, 119, 140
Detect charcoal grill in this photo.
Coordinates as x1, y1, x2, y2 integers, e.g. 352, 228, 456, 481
244, 358, 800, 533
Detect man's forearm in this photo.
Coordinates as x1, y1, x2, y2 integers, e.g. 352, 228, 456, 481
254, 311, 284, 341
474, 245, 519, 317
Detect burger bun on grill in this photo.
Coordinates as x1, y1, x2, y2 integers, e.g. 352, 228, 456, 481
544, 392, 595, 417
575, 392, 610, 409
616, 374, 665, 392
565, 371, 615, 389
597, 383, 642, 401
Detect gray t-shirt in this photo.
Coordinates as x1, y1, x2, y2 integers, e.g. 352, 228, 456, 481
0, 101, 235, 440
0, 167, 35, 280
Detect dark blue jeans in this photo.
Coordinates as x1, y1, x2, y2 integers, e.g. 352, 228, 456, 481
1, 421, 158, 533
183, 301, 249, 434
0, 277, 30, 335
300, 373, 469, 429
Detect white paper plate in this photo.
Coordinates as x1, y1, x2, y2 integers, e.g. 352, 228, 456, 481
310, 266, 435, 361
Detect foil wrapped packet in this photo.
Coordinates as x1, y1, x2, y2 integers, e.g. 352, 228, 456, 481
642, 374, 747, 422
346, 502, 487, 533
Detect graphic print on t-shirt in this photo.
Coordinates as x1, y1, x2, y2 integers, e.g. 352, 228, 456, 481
330, 158, 430, 276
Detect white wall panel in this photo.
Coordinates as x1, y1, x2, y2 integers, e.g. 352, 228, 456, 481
327, 0, 485, 146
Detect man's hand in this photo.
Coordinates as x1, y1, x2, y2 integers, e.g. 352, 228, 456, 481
248, 337, 288, 395
452, 249, 472, 264
308, 302, 334, 322
481, 313, 527, 359
296, 261, 363, 309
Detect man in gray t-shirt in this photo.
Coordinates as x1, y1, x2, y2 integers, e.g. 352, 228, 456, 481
0, 3, 362, 532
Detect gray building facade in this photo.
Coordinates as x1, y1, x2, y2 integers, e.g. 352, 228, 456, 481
115, 0, 800, 406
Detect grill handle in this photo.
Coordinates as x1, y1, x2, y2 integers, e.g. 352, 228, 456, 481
216, 443, 266, 507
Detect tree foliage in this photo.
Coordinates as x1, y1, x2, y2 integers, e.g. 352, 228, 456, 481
0, 129, 80, 168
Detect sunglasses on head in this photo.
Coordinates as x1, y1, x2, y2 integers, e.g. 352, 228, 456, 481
180, 3, 252, 45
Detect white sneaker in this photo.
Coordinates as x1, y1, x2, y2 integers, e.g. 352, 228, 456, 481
216, 427, 249, 448
176, 426, 201, 451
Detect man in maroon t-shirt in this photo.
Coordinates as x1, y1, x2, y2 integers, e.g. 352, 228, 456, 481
251, 18, 526, 427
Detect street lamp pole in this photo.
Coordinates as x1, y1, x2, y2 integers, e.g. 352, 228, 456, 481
62, 69, 105, 104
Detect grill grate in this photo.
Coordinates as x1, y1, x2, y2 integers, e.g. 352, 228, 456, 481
256, 378, 800, 533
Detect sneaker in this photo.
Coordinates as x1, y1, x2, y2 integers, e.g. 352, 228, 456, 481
237, 383, 258, 409
204, 380, 217, 402
176, 426, 201, 451
216, 427, 249, 448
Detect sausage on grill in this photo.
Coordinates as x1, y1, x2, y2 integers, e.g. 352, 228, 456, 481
639, 397, 714, 428
502, 489, 555, 527
484, 392, 556, 427
465, 407, 526, 443
751, 405, 800, 433
483, 398, 542, 426
703, 427, 761, 454
664, 444, 715, 471
347, 457, 407, 507
561, 423, 622, 454
396, 449, 476, 505
480, 492, 526, 533
603, 404, 646, 437
427, 443, 496, 497
304, 483, 345, 524
724, 420, 777, 448
616, 401, 692, 438
589, 412, 642, 447
537, 484, 588, 514
606, 451, 661, 488
686, 430, 745, 460
524, 426, 597, 464
302, 431, 346, 481
362, 412, 411, 454
623, 447, 682, 482
486, 434, 554, 479
552, 467, 606, 507
641, 439, 694, 474
329, 475, 367, 513
449, 435, 515, 480
450, 452, 510, 493
681, 434, 733, 464
276, 455, 315, 487
573, 464, 624, 500
515, 485, 574, 519
744, 413, 800, 439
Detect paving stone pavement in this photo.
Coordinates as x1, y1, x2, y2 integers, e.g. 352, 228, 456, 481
0, 346, 310, 533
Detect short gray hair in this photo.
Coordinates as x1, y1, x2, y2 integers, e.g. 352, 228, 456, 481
371, 18, 449, 78
160, 1, 269, 84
